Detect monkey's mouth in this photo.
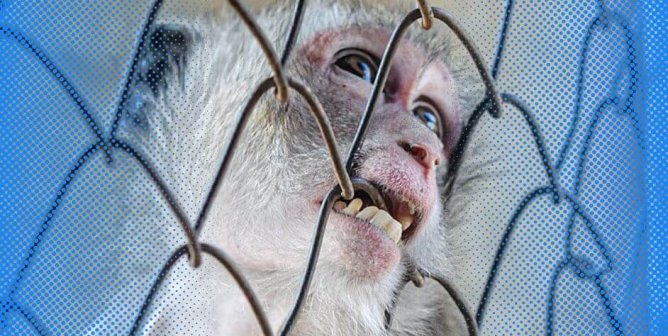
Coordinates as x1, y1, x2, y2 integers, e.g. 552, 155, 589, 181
330, 178, 422, 244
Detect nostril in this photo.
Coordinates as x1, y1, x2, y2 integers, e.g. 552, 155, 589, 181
409, 145, 428, 162
399, 141, 413, 153
398, 141, 440, 169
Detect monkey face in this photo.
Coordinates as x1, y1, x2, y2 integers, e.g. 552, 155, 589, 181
247, 27, 463, 280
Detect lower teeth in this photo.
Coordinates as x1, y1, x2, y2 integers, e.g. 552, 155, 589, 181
334, 198, 405, 243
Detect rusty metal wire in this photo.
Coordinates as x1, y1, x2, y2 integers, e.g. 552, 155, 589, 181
194, 76, 354, 238
227, 0, 289, 102
416, 0, 434, 30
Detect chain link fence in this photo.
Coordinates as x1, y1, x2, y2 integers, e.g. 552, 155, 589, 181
0, 0, 663, 335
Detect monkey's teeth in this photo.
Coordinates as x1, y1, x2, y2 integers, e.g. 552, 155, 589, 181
370, 210, 402, 243
342, 198, 363, 216
409, 205, 416, 215
355, 206, 379, 221
335, 202, 405, 244
370, 210, 392, 229
333, 201, 347, 211
397, 214, 413, 231
386, 221, 402, 243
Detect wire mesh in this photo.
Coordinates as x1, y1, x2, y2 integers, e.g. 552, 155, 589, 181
0, 0, 661, 335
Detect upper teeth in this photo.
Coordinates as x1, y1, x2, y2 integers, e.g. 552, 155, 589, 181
342, 198, 362, 216
333, 198, 414, 244
355, 206, 379, 221
396, 214, 413, 230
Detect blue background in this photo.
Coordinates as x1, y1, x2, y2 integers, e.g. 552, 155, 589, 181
0, 0, 665, 335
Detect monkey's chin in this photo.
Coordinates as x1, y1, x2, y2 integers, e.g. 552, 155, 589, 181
324, 211, 402, 280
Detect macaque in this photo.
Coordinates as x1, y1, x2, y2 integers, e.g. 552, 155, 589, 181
120, 1, 483, 335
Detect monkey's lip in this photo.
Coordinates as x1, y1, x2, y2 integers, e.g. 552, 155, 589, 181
350, 177, 390, 212
320, 178, 424, 243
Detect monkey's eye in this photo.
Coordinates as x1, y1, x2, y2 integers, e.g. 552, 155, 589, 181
334, 49, 379, 83
412, 101, 443, 138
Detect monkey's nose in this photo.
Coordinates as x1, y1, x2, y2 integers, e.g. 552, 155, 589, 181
398, 141, 441, 170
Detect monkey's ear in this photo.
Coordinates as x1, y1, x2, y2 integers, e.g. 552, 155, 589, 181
123, 24, 194, 131
136, 24, 193, 95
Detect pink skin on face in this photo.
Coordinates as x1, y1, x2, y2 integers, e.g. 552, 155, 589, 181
303, 28, 461, 279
